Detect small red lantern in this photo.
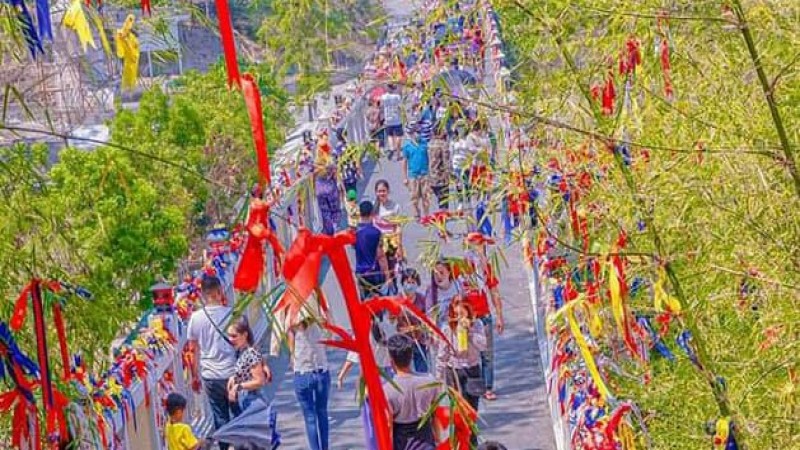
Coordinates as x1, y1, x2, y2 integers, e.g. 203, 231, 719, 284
150, 282, 174, 313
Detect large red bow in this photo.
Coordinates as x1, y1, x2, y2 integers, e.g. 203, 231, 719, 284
273, 229, 397, 449
234, 199, 285, 293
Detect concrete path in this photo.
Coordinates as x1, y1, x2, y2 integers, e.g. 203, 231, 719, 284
261, 1, 557, 449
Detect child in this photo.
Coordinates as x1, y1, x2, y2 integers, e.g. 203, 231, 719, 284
345, 189, 360, 228
165, 393, 204, 450
398, 268, 430, 373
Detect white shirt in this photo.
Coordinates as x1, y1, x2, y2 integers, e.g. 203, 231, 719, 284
187, 305, 237, 380
292, 322, 329, 373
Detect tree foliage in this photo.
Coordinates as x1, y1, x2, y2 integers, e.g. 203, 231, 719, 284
495, 0, 799, 448
0, 63, 291, 366
257, 0, 384, 98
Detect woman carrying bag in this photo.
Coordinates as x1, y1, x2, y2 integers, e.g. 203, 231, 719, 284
226, 318, 269, 411
436, 300, 487, 439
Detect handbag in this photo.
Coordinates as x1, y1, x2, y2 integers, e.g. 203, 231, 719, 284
464, 371, 487, 397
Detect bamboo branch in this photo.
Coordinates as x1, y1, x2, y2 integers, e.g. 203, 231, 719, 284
731, 0, 800, 199
507, 1, 750, 446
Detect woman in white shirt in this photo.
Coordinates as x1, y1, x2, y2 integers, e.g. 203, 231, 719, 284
373, 179, 404, 292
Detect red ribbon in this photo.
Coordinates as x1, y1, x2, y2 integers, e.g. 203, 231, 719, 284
242, 73, 272, 188
214, 0, 241, 88
52, 304, 71, 382
274, 229, 393, 450
234, 199, 285, 293
602, 68, 615, 116
434, 398, 478, 450
141, 0, 150, 15
10, 281, 34, 331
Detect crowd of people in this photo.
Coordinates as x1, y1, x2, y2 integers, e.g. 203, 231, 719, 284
166, 1, 520, 449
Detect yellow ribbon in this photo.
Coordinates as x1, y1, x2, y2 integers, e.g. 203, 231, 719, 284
585, 301, 603, 339
607, 260, 627, 345
106, 377, 123, 398
115, 15, 140, 90
653, 267, 682, 314
618, 421, 637, 450
564, 296, 612, 401
63, 0, 96, 51
88, 9, 111, 56
714, 417, 730, 449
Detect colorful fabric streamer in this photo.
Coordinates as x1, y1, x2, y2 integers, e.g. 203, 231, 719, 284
35, 0, 53, 41
273, 229, 397, 450
242, 73, 272, 188
7, 0, 44, 58
64, 0, 95, 51
653, 268, 681, 314
233, 199, 284, 292
115, 15, 139, 90
565, 298, 611, 401
214, 0, 241, 87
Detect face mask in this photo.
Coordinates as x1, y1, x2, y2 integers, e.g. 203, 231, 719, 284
402, 283, 417, 294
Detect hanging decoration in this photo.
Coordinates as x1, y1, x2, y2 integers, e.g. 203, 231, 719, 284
140, 0, 150, 15
273, 228, 449, 450
233, 198, 285, 293
115, 14, 140, 91
63, 0, 95, 51
656, 12, 674, 99
242, 73, 272, 188
8, 0, 44, 58
214, 0, 241, 87
35, 0, 53, 41
10, 280, 91, 446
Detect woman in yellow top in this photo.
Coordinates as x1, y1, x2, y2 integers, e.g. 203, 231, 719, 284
165, 393, 204, 450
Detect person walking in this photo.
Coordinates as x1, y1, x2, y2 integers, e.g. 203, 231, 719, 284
226, 318, 268, 411
289, 311, 331, 450
426, 259, 463, 328
373, 180, 404, 293
187, 276, 239, 450
427, 127, 452, 211
385, 334, 443, 450
461, 233, 504, 401
436, 300, 487, 446
398, 268, 431, 373
315, 162, 343, 236
380, 84, 404, 160
402, 127, 431, 219
355, 201, 391, 300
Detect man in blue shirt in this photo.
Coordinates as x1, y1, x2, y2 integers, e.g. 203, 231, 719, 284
355, 201, 389, 300
402, 128, 430, 219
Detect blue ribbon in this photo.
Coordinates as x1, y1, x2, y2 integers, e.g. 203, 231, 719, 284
475, 200, 493, 237
637, 316, 675, 362
676, 329, 702, 368
0, 321, 40, 379
5, 0, 43, 58
553, 284, 565, 309
35, 0, 53, 41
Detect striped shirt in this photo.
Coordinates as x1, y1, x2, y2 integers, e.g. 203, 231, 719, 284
415, 108, 435, 143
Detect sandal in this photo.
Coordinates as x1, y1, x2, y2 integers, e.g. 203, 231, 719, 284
483, 391, 497, 401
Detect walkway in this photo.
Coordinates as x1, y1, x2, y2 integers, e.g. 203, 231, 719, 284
262, 1, 556, 449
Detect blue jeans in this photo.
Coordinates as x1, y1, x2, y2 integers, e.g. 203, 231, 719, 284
239, 389, 259, 411
293, 370, 331, 450
479, 315, 495, 391
412, 343, 429, 374
203, 378, 242, 450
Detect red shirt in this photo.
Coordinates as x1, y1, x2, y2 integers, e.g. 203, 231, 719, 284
453, 257, 499, 318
